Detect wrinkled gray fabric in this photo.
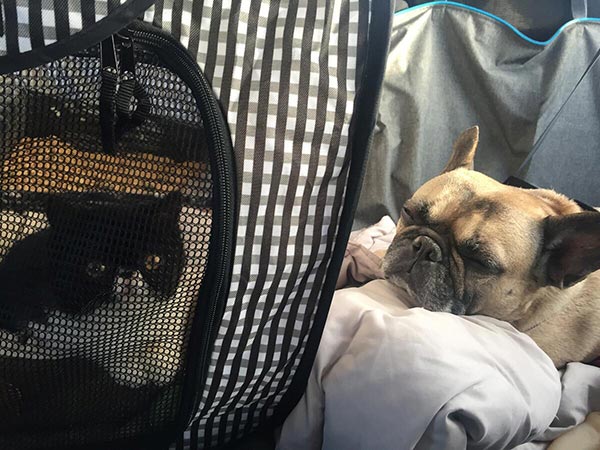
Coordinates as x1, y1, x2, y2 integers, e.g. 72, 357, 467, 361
355, 4, 600, 228
277, 280, 561, 450
515, 362, 600, 450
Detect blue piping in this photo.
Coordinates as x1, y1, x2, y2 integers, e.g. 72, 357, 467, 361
394, 1, 600, 46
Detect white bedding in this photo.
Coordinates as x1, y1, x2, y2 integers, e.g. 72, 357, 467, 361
279, 217, 600, 450
277, 280, 564, 449
515, 362, 600, 449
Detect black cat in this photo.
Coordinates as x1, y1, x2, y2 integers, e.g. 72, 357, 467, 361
0, 192, 185, 331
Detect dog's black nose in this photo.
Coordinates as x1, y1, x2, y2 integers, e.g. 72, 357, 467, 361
382, 234, 444, 278
412, 236, 442, 263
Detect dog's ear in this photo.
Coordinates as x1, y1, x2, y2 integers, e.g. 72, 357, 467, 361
443, 126, 479, 173
540, 212, 600, 288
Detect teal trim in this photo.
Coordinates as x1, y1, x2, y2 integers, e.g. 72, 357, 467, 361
394, 1, 600, 46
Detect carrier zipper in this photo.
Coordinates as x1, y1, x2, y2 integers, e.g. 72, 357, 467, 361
99, 34, 152, 153
99, 36, 119, 154
124, 25, 235, 431
113, 35, 152, 139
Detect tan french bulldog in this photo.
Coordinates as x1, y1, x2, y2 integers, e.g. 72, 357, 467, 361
382, 126, 600, 368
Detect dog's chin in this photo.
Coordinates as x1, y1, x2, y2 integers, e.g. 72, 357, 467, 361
384, 274, 420, 308
384, 272, 465, 314
382, 248, 468, 313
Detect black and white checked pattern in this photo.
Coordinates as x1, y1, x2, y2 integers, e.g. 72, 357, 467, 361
0, 0, 135, 55
141, 1, 368, 447
1, 0, 375, 447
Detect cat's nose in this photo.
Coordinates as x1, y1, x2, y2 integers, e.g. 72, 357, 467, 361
117, 269, 136, 278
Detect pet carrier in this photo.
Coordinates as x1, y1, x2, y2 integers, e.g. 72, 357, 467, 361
0, 1, 391, 449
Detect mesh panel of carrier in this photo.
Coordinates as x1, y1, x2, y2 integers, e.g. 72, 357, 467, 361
0, 34, 213, 449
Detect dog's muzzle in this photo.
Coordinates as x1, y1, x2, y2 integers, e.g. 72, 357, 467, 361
382, 229, 446, 277
382, 228, 462, 313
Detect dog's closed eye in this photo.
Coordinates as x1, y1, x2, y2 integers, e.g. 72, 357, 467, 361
400, 201, 430, 226
458, 241, 504, 274
463, 255, 493, 272
401, 206, 414, 225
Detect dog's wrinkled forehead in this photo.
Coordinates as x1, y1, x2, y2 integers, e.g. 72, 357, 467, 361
409, 169, 502, 223
405, 169, 556, 267
410, 168, 561, 225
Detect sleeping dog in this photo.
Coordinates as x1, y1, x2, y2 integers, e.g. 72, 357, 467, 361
382, 126, 600, 368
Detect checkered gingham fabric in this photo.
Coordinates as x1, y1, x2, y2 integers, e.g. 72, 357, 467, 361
0, 0, 133, 55
142, 1, 368, 448
1, 0, 371, 448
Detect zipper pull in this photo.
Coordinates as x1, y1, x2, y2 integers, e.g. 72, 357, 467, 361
114, 35, 152, 139
99, 36, 119, 154
114, 35, 136, 122
119, 35, 136, 76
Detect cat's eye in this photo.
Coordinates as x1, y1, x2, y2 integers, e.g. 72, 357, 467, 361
86, 261, 107, 278
145, 254, 163, 271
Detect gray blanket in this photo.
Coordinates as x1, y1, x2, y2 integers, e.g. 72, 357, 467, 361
516, 363, 600, 449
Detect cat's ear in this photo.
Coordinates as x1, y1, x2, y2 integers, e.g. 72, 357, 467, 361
142, 191, 182, 219
159, 191, 183, 212
46, 196, 77, 227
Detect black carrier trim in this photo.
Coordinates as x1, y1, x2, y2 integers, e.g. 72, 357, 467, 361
121, 21, 237, 447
